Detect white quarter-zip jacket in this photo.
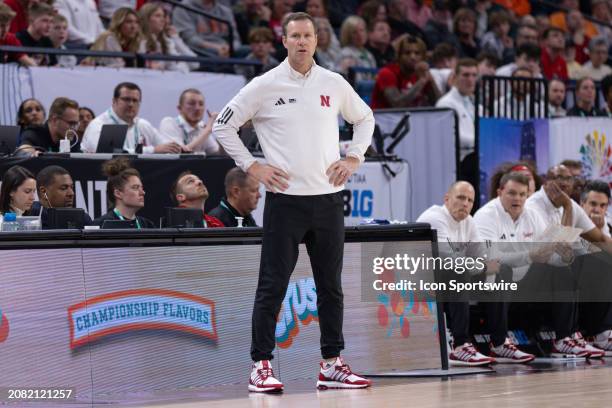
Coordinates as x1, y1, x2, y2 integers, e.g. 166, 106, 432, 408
212, 58, 375, 196
525, 188, 595, 233
474, 197, 555, 280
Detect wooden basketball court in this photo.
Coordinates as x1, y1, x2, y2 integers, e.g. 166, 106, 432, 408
70, 360, 609, 407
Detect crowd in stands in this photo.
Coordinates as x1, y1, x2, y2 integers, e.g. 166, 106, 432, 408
0, 1, 608, 81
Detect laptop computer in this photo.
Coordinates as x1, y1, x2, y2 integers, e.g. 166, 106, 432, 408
96, 124, 128, 153
0, 125, 20, 156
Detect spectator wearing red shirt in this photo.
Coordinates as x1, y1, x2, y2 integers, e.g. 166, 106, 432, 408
3, 0, 30, 34
0, 2, 35, 65
370, 35, 441, 109
566, 10, 590, 65
541, 27, 568, 80
171, 171, 225, 228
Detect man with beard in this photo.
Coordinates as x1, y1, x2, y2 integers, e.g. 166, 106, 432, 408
525, 164, 608, 358
526, 164, 606, 243
33, 165, 92, 229
370, 34, 440, 109
170, 171, 224, 228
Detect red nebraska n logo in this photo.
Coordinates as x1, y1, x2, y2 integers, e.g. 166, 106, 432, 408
320, 95, 330, 107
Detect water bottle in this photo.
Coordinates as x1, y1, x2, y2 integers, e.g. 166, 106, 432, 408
235, 216, 244, 227
2, 213, 19, 232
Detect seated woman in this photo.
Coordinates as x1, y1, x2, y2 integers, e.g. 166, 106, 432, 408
339, 15, 377, 80
138, 2, 195, 73
0, 165, 36, 216
77, 107, 95, 143
88, 7, 143, 68
93, 157, 155, 229
17, 98, 45, 129
314, 17, 342, 72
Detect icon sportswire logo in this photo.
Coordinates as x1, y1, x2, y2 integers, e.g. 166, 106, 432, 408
68, 289, 217, 349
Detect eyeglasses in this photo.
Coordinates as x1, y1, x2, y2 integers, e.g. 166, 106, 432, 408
118, 96, 141, 105
56, 116, 80, 129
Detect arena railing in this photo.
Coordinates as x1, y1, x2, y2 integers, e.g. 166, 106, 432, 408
476, 75, 549, 121
0, 45, 262, 73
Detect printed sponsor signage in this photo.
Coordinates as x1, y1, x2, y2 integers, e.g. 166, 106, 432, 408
68, 289, 217, 349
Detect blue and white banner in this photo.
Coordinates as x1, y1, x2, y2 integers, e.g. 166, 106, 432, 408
68, 289, 217, 349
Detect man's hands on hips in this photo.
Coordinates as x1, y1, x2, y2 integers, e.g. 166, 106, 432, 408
327, 156, 360, 187
248, 162, 290, 193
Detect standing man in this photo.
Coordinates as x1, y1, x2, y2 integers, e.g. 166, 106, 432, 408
548, 79, 567, 118
213, 12, 374, 392
435, 58, 479, 190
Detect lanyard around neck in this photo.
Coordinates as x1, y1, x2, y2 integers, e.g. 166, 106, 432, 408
176, 117, 193, 146
113, 208, 141, 229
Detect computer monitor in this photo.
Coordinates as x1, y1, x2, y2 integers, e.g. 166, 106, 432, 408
0, 125, 20, 156
96, 124, 128, 153
166, 207, 204, 228
46, 208, 87, 229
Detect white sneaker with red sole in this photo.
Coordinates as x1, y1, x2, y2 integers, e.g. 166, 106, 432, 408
449, 343, 495, 366
316, 357, 372, 390
572, 332, 605, 359
489, 338, 535, 363
593, 330, 612, 356
551, 337, 589, 358
248, 360, 283, 393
